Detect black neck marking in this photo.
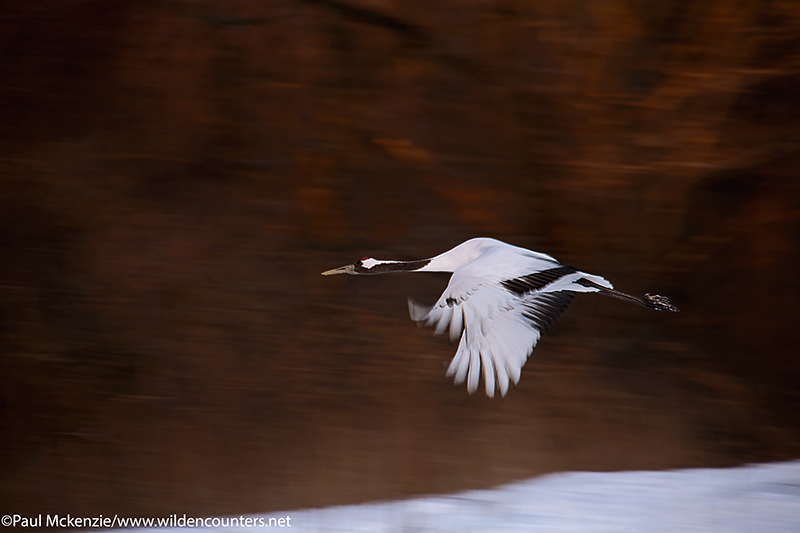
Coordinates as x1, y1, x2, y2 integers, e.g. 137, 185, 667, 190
501, 265, 577, 295
355, 259, 431, 275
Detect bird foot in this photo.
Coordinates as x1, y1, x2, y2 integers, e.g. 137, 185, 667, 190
643, 293, 679, 312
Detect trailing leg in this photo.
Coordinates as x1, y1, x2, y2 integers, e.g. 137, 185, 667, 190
575, 278, 679, 312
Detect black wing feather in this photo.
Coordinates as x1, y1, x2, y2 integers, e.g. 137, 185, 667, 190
501, 265, 577, 296
521, 292, 576, 333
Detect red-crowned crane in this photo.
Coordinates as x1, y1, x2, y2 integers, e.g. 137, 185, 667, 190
322, 237, 678, 398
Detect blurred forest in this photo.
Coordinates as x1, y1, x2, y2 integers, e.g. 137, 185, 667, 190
1, 0, 799, 519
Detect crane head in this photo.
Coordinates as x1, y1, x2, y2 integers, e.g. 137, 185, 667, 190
322, 257, 431, 275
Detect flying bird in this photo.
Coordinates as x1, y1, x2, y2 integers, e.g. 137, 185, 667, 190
322, 238, 678, 398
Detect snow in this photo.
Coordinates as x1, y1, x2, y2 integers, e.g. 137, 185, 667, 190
126, 461, 800, 532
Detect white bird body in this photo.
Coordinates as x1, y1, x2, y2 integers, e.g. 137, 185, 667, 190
323, 238, 677, 398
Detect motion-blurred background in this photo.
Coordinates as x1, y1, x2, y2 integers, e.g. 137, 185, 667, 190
1, 0, 799, 520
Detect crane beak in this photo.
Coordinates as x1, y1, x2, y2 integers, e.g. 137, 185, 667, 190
321, 264, 356, 276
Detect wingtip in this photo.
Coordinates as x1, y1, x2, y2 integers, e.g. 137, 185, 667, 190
407, 298, 431, 322
498, 380, 509, 399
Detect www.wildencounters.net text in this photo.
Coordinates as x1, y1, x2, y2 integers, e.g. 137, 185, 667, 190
2, 514, 292, 528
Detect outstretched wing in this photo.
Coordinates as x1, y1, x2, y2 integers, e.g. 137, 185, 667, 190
409, 272, 577, 398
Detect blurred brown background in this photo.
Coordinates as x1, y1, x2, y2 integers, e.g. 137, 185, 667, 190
1, 0, 799, 520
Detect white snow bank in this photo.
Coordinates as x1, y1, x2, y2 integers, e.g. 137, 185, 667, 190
126, 460, 800, 533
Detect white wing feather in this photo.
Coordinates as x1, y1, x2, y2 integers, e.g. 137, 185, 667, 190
410, 283, 582, 397
408, 254, 609, 397
410, 283, 534, 397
